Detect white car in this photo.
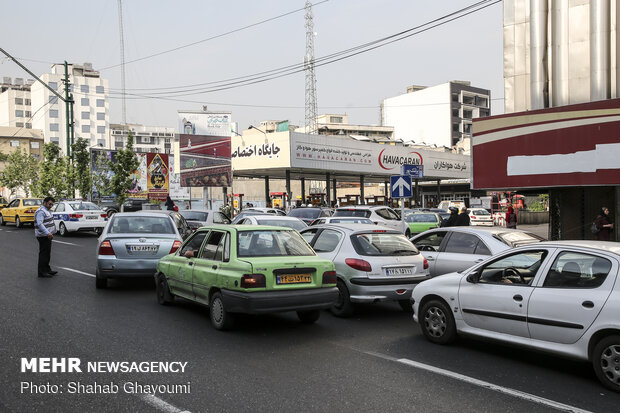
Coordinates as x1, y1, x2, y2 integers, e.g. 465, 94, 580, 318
245, 207, 287, 216
411, 240, 620, 392
468, 208, 494, 226
333, 206, 408, 234
310, 217, 374, 226
51, 201, 108, 236
234, 215, 307, 231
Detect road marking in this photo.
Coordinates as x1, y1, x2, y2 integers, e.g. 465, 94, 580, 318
53, 240, 80, 246
363, 350, 592, 413
138, 393, 191, 413
58, 267, 95, 278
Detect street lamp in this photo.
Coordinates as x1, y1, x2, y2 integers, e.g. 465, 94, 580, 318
248, 125, 268, 143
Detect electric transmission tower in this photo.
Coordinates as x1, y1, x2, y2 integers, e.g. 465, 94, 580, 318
118, 0, 126, 125
304, 0, 318, 135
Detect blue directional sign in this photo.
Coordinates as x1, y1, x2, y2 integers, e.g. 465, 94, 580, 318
390, 175, 412, 198
403, 164, 424, 178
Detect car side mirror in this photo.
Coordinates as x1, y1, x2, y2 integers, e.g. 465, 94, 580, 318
466, 271, 481, 284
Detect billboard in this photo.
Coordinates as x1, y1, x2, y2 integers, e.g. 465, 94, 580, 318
177, 111, 232, 187
146, 153, 169, 201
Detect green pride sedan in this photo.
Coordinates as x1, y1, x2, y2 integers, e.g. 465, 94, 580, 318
155, 225, 338, 330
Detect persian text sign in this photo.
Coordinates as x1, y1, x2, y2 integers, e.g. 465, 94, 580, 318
147, 153, 169, 201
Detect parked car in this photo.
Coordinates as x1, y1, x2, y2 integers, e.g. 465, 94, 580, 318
245, 207, 287, 216
333, 205, 408, 234
405, 212, 442, 236
288, 207, 332, 225
0, 198, 42, 228
179, 209, 231, 231
95, 212, 185, 289
235, 215, 307, 231
51, 200, 108, 236
310, 217, 374, 226
411, 240, 620, 392
300, 224, 429, 316
230, 210, 268, 224
468, 208, 494, 226
155, 225, 338, 330
410, 227, 544, 277
100, 198, 149, 217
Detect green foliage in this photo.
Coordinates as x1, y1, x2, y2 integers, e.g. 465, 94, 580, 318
36, 143, 70, 198
0, 153, 9, 162
0, 149, 39, 197
92, 152, 112, 202
109, 132, 139, 210
71, 137, 91, 199
528, 194, 549, 212
220, 204, 232, 218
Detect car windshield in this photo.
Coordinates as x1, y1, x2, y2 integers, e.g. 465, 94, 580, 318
495, 231, 545, 247
180, 211, 209, 221
68, 202, 101, 211
333, 209, 371, 218
237, 230, 315, 257
406, 214, 437, 223
472, 209, 491, 216
23, 199, 42, 206
351, 232, 419, 256
108, 216, 176, 234
256, 219, 306, 231
288, 209, 322, 219
329, 218, 373, 224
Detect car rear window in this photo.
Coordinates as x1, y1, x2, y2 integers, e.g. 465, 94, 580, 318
333, 209, 371, 218
495, 231, 545, 247
351, 232, 419, 256
288, 209, 322, 219
108, 216, 175, 234
23, 199, 42, 206
329, 218, 373, 224
407, 214, 437, 223
237, 230, 315, 257
256, 219, 307, 231
69, 202, 101, 211
471, 209, 491, 216
180, 211, 209, 221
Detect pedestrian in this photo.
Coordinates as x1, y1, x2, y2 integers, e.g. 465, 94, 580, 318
595, 207, 614, 241
506, 205, 517, 229
34, 196, 57, 278
165, 196, 175, 211
185, 201, 191, 210
442, 206, 459, 227
455, 207, 470, 226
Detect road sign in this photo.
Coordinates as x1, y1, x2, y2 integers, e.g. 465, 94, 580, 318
390, 175, 412, 198
403, 164, 424, 178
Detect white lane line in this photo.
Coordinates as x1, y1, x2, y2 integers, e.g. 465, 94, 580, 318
363, 351, 591, 413
138, 393, 191, 413
53, 240, 80, 246
58, 267, 95, 278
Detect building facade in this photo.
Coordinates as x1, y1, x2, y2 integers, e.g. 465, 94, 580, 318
110, 123, 174, 154
381, 81, 490, 153
0, 77, 35, 130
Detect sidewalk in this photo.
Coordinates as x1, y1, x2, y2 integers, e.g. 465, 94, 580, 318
516, 223, 549, 239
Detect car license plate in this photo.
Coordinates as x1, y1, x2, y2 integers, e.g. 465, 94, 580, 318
386, 267, 414, 276
276, 274, 312, 284
86, 216, 98, 220
127, 245, 158, 253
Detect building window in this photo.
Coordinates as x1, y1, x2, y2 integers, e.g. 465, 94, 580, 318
10, 140, 20, 147
463, 110, 473, 119
476, 96, 488, 108
81, 111, 90, 120
81, 98, 89, 106
25, 99, 31, 105
82, 125, 90, 133
451, 93, 458, 102
96, 86, 104, 93
49, 96, 58, 104
164, 138, 170, 143
463, 123, 472, 134
25, 123, 31, 129
96, 99, 104, 107
50, 123, 60, 131
30, 141, 39, 149
330, 116, 343, 123
50, 109, 59, 118
31, 154, 40, 161
68, 85, 73, 93
48, 81, 58, 90
97, 126, 106, 134
15, 98, 23, 105
50, 137, 59, 144
164, 133, 172, 137
452, 109, 459, 117
25, 111, 31, 117
452, 123, 460, 133
80, 85, 89, 93
96, 112, 105, 120
15, 122, 23, 127
15, 110, 24, 117
97, 139, 105, 147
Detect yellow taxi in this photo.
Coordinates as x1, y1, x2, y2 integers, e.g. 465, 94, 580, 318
0, 198, 43, 228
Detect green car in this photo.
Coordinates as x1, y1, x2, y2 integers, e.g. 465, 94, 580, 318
155, 225, 338, 330
405, 213, 441, 236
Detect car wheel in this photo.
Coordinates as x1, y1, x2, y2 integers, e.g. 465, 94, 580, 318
15, 216, 22, 228
156, 273, 175, 305
107, 209, 117, 218
59, 222, 68, 237
209, 291, 234, 331
95, 269, 108, 289
331, 280, 354, 317
592, 335, 620, 392
420, 299, 456, 344
94, 227, 103, 236
0, 215, 5, 226
297, 310, 321, 324
398, 299, 413, 313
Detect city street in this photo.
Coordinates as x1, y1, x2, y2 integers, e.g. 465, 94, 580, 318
0, 226, 618, 412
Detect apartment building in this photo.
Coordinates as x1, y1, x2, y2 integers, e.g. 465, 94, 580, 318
0, 77, 34, 130
110, 123, 174, 154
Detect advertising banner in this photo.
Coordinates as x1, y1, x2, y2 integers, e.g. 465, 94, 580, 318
146, 153, 169, 201
231, 131, 291, 170
168, 155, 190, 200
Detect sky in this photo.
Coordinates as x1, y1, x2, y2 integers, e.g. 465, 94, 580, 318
1, 0, 504, 131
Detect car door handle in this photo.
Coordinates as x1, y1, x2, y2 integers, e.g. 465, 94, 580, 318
474, 259, 484, 263
513, 294, 523, 302
426, 257, 435, 261
212, 265, 218, 270
582, 301, 594, 309
187, 262, 194, 266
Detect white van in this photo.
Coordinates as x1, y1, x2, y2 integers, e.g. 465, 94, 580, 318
437, 200, 466, 211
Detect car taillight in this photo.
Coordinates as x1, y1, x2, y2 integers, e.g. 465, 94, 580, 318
98, 240, 115, 255
345, 258, 372, 272
322, 270, 337, 284
373, 230, 386, 233
423, 258, 429, 270
170, 240, 182, 254
471, 215, 477, 219
69, 214, 83, 219
100, 213, 107, 218
241, 274, 266, 288
24, 209, 36, 214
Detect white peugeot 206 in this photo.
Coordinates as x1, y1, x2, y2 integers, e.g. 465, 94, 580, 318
411, 240, 620, 392
51, 200, 108, 236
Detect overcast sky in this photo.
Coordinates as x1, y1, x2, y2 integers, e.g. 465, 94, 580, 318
1, 0, 504, 131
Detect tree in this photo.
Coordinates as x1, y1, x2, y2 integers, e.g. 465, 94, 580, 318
110, 132, 139, 211
92, 152, 112, 202
0, 149, 39, 197
36, 143, 69, 198
71, 137, 91, 199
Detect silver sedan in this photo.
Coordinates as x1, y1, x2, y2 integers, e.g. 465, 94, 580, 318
96, 212, 184, 289
234, 215, 307, 231
301, 224, 429, 316
410, 226, 545, 277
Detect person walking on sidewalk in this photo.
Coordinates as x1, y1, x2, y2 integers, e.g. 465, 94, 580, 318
34, 196, 57, 278
595, 207, 614, 241
506, 206, 517, 229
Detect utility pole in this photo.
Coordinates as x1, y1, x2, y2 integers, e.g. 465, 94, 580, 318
63, 61, 75, 159
304, 0, 318, 135
118, 0, 127, 124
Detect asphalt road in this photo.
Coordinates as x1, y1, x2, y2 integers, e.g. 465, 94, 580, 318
0, 224, 619, 413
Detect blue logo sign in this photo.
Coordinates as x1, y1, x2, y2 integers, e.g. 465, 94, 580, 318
390, 175, 412, 198
403, 164, 424, 178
